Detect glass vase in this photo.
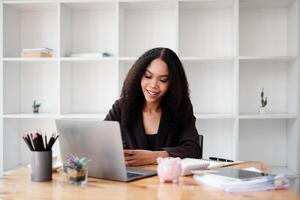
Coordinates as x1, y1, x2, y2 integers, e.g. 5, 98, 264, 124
66, 167, 88, 186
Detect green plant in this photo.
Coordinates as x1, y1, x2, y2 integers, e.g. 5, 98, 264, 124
260, 88, 267, 108
32, 100, 41, 113
63, 155, 90, 172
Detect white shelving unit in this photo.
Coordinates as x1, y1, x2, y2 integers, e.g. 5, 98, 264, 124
0, 0, 299, 193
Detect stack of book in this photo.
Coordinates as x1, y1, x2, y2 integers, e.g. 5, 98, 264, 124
193, 168, 289, 192
21, 47, 53, 57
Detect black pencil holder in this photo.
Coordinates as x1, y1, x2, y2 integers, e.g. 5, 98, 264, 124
30, 151, 52, 182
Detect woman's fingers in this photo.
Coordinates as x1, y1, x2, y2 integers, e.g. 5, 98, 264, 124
123, 150, 154, 166
124, 149, 134, 155
125, 160, 138, 166
124, 155, 136, 161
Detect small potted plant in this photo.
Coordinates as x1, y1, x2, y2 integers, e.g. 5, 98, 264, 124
63, 155, 90, 185
32, 100, 41, 113
259, 87, 267, 114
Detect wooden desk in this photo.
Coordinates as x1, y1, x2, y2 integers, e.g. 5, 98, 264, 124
0, 162, 299, 200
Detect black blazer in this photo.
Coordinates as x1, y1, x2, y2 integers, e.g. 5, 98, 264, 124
104, 100, 201, 158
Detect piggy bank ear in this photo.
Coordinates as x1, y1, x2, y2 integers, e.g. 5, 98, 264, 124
175, 157, 181, 164
157, 157, 163, 164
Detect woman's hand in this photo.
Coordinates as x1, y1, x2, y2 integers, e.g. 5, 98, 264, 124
124, 149, 169, 166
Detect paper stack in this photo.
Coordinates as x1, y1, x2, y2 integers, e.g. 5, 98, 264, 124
193, 168, 289, 192
21, 47, 53, 57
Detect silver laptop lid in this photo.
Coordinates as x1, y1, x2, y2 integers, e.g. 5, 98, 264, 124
56, 119, 127, 181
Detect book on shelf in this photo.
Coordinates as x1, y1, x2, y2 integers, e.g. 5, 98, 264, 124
21, 47, 53, 58
193, 167, 289, 193
22, 47, 53, 53
21, 51, 52, 58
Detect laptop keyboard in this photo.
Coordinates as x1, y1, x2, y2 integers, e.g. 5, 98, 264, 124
127, 172, 143, 179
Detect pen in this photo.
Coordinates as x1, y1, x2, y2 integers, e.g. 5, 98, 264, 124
22, 134, 34, 151
209, 157, 234, 162
22, 131, 59, 151
26, 134, 34, 150
45, 133, 48, 150
47, 134, 55, 151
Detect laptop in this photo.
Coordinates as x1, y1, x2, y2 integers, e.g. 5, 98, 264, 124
56, 119, 157, 182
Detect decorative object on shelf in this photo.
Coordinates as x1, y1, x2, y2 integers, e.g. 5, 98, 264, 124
259, 87, 267, 114
63, 155, 90, 186
69, 52, 114, 58
102, 52, 113, 57
21, 47, 53, 58
32, 100, 41, 113
157, 157, 182, 183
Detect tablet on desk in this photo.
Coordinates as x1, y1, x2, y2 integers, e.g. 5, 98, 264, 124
210, 168, 270, 180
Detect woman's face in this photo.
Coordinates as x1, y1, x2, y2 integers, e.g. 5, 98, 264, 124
141, 58, 170, 105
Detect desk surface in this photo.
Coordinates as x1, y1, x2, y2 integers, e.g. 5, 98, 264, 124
0, 162, 299, 200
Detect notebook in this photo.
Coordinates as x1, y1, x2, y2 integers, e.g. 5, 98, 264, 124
181, 158, 244, 176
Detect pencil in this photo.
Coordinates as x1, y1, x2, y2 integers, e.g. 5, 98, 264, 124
22, 134, 33, 151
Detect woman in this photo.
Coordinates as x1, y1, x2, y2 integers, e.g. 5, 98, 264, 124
105, 47, 201, 166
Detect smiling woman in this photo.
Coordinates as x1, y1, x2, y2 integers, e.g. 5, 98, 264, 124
105, 47, 201, 166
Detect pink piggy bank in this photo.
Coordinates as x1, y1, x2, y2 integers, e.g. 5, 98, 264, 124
157, 157, 182, 183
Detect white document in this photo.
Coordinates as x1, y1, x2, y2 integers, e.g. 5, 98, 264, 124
193, 169, 290, 193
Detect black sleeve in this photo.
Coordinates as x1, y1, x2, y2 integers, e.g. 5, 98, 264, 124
104, 100, 122, 122
163, 104, 201, 159
104, 100, 129, 149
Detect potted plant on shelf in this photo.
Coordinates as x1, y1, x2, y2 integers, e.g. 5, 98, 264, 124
259, 87, 267, 114
63, 155, 90, 185
32, 100, 41, 113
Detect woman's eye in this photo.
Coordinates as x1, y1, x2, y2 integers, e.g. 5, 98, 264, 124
160, 79, 168, 83
145, 75, 151, 79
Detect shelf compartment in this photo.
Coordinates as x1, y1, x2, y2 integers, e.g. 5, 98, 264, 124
183, 60, 235, 114
3, 57, 58, 62
119, 1, 177, 57
239, 56, 297, 62
60, 57, 116, 62
3, 113, 58, 119
179, 0, 236, 57
195, 113, 235, 119
239, 59, 297, 114
3, 61, 59, 114
3, 2, 58, 57
60, 2, 117, 57
59, 113, 106, 119
180, 57, 235, 63
60, 60, 118, 114
118, 57, 137, 62
3, 118, 58, 172
239, 114, 297, 119
196, 119, 235, 160
239, 119, 298, 174
118, 60, 134, 94
240, 0, 298, 56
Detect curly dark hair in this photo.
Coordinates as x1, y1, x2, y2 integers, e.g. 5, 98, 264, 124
120, 47, 191, 128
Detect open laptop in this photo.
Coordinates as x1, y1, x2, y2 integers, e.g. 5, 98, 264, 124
56, 119, 156, 182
